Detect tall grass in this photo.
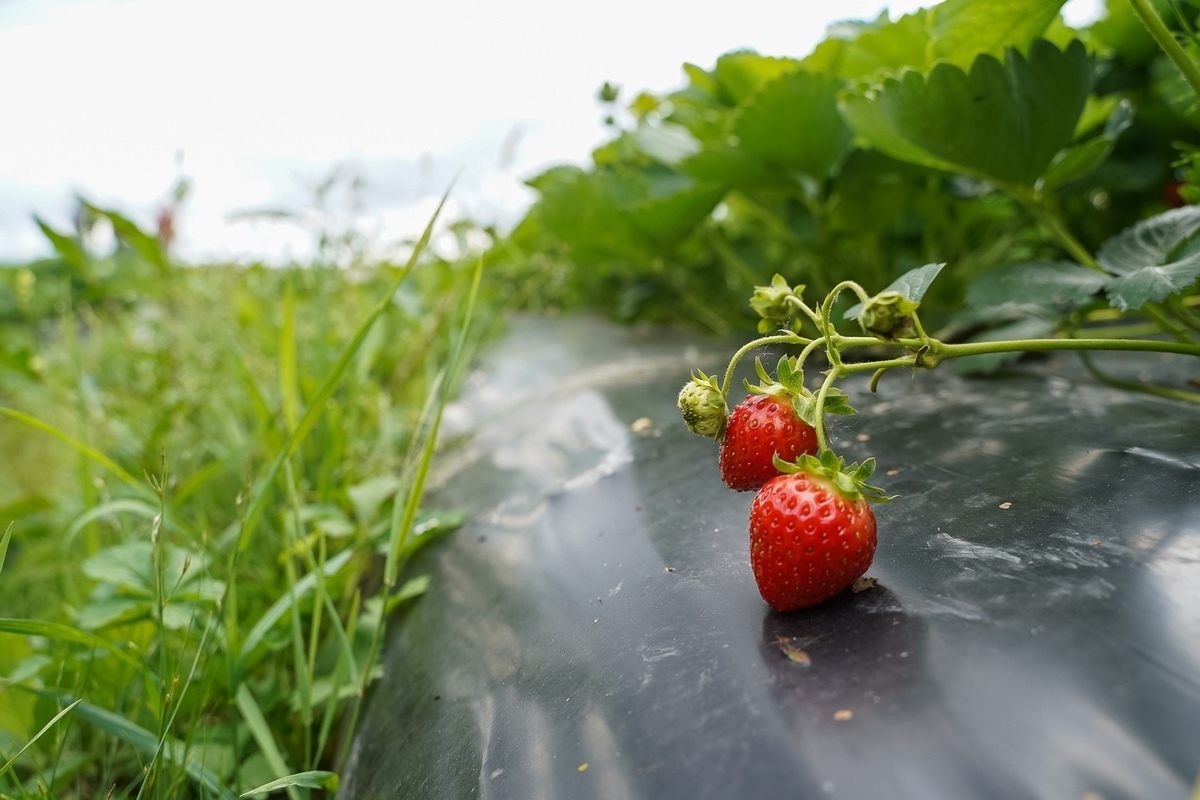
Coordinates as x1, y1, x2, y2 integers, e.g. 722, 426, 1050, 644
0, 193, 487, 797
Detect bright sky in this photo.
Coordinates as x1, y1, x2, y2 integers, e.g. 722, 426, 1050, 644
0, 0, 1099, 264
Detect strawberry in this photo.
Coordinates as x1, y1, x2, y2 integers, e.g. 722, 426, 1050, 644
748, 452, 887, 612
719, 394, 817, 490
717, 356, 853, 491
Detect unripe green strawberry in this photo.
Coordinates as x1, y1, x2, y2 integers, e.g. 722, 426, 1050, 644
719, 395, 817, 491
677, 371, 727, 439
748, 453, 885, 612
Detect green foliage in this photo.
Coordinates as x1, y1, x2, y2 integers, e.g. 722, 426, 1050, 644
0, 191, 485, 798
733, 71, 853, 180
967, 260, 1107, 307
1099, 205, 1200, 308
488, 0, 1200, 371
839, 40, 1093, 187
926, 0, 1068, 68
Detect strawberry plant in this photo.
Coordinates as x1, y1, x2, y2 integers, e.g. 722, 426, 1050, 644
680, 261, 1200, 611
490, 0, 1200, 350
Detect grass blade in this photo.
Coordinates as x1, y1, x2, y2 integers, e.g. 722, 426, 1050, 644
279, 278, 301, 432
0, 618, 146, 675
235, 183, 454, 554
14, 688, 237, 800
385, 256, 483, 586
64, 499, 165, 545
0, 699, 81, 780
235, 685, 299, 800
237, 548, 355, 667
338, 256, 484, 770
0, 407, 144, 494
240, 770, 339, 796
0, 522, 11, 576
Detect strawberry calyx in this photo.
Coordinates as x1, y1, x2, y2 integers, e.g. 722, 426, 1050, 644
744, 356, 857, 429
772, 450, 893, 504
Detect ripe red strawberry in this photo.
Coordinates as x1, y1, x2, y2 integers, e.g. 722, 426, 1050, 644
719, 395, 817, 491
748, 453, 886, 612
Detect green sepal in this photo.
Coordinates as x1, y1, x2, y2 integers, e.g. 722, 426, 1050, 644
745, 357, 856, 428
744, 355, 804, 397
772, 451, 893, 504
793, 387, 858, 429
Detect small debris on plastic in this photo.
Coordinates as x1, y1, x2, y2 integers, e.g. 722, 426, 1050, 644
851, 577, 877, 594
775, 636, 812, 666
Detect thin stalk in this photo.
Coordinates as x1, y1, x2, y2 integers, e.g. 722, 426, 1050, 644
1127, 0, 1200, 98
932, 336, 1200, 360
1079, 351, 1200, 403
1014, 190, 1104, 273
1144, 302, 1196, 343
812, 369, 842, 452
719, 333, 811, 397
1164, 297, 1200, 335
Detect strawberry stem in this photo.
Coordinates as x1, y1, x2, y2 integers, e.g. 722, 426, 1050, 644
719, 332, 811, 396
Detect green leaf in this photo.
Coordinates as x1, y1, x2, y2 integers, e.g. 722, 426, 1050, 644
240, 771, 339, 797
839, 40, 1093, 187
236, 685, 298, 800
713, 51, 801, 105
928, 0, 1069, 69
845, 263, 945, 319
530, 165, 722, 257
803, 11, 931, 79
0, 618, 147, 674
390, 574, 432, 610
34, 217, 89, 277
1041, 99, 1134, 189
967, 261, 1106, 308
0, 699, 81, 781
79, 200, 168, 273
81, 541, 206, 594
75, 597, 148, 631
239, 548, 356, 666
1098, 206, 1200, 309
59, 693, 238, 800
629, 169, 726, 248
633, 123, 703, 166
734, 70, 853, 180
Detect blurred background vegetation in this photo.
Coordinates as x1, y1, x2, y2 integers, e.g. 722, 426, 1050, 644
3, 0, 1200, 797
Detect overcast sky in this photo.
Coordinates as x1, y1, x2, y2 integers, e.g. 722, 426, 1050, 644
0, 0, 1098, 264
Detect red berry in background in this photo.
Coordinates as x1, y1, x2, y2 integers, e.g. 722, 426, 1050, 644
748, 454, 883, 612
719, 395, 818, 491
1163, 180, 1187, 209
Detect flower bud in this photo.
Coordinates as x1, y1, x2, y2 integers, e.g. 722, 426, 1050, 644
750, 274, 801, 333
857, 291, 917, 340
